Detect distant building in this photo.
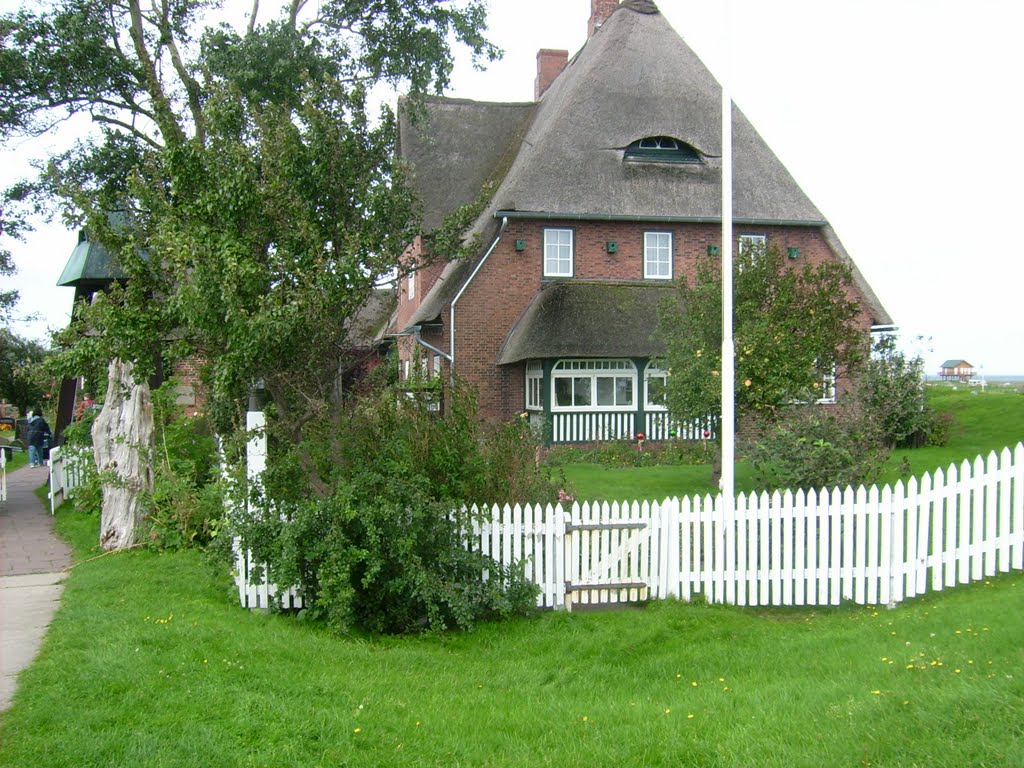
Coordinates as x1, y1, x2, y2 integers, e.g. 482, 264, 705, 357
939, 360, 975, 382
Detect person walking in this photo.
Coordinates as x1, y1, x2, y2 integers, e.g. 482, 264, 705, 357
26, 409, 52, 467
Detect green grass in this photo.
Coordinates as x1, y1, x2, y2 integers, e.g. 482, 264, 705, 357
3, 384, 1024, 766
2, 506, 1024, 767
1, 447, 27, 472
563, 384, 1024, 502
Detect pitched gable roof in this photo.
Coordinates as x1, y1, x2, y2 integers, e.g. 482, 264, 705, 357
398, 97, 535, 231
399, 0, 891, 329
493, 1, 825, 224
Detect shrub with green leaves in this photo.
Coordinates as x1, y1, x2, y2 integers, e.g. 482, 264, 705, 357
860, 334, 941, 448
145, 385, 222, 550
238, 381, 549, 634
747, 406, 888, 491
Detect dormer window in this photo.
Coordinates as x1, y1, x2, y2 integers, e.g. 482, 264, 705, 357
625, 136, 701, 164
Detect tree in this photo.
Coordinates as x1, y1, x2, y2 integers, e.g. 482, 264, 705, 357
0, 194, 26, 324
1, 0, 498, 548
657, 241, 867, 480
0, 327, 49, 411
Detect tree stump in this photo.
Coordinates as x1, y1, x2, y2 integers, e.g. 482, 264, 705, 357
92, 359, 154, 550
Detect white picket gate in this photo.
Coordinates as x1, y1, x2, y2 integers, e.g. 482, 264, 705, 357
233, 443, 1024, 612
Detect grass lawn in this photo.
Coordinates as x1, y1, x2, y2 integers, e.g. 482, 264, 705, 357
1, 507, 1023, 767
2, 383, 1024, 766
562, 384, 1024, 502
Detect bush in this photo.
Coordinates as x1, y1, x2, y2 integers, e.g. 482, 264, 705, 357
859, 335, 936, 448
747, 406, 888, 491
144, 383, 222, 550
239, 380, 546, 634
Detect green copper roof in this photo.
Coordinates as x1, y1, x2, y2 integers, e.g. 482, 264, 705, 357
57, 229, 127, 288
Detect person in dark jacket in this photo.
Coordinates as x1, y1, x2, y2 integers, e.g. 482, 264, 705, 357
27, 410, 52, 467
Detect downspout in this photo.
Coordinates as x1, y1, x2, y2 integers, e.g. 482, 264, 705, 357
408, 326, 451, 362
449, 217, 509, 383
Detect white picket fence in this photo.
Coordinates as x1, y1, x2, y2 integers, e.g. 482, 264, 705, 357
472, 444, 1024, 610
48, 446, 91, 514
233, 443, 1024, 612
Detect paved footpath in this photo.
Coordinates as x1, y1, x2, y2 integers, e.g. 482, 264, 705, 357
0, 463, 72, 715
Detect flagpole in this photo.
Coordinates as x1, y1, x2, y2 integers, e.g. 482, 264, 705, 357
720, 3, 735, 508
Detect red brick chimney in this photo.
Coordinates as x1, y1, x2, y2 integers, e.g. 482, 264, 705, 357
588, 0, 620, 38
535, 48, 569, 100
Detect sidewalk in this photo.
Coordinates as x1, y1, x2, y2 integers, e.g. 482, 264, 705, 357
0, 463, 72, 715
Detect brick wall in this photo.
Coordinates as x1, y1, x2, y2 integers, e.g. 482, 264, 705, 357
400, 218, 878, 425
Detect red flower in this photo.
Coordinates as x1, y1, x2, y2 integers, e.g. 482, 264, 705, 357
636, 432, 645, 441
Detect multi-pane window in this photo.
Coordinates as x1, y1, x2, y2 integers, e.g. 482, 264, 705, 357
738, 234, 766, 272
738, 234, 766, 256
644, 362, 669, 410
544, 228, 574, 277
816, 369, 837, 404
552, 359, 636, 411
644, 232, 672, 280
525, 361, 543, 410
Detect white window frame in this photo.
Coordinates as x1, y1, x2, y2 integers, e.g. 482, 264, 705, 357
543, 228, 574, 278
408, 268, 416, 300
738, 234, 766, 254
644, 361, 669, 411
644, 231, 673, 280
525, 361, 543, 410
789, 364, 838, 405
551, 359, 636, 412
816, 369, 837, 404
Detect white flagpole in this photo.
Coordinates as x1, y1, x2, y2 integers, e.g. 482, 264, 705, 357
720, 2, 735, 507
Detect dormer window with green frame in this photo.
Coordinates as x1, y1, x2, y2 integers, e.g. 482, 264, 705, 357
625, 136, 701, 164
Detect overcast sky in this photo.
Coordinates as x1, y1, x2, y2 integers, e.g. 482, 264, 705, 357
3, 0, 1023, 375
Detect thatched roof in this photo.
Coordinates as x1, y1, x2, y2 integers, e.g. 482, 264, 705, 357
497, 281, 677, 365
492, 2, 825, 224
399, 0, 891, 330
398, 98, 535, 231
347, 288, 397, 347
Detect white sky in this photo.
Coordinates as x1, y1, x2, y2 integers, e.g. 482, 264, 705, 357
3, 0, 1023, 374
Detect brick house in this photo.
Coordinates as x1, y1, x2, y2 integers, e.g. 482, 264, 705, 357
390, 0, 891, 444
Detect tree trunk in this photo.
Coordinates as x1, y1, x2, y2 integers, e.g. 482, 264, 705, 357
92, 359, 155, 550
710, 443, 722, 488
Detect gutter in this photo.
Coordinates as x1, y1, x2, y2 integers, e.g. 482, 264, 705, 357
449, 216, 509, 380
495, 210, 828, 228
